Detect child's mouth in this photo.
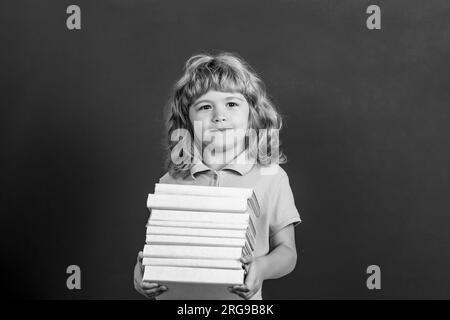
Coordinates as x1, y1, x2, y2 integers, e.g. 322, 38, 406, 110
211, 127, 233, 132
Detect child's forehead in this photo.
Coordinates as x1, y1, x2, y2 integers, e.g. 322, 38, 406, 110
194, 90, 245, 101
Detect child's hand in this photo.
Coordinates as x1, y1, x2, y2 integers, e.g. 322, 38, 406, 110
229, 256, 263, 300
133, 251, 168, 299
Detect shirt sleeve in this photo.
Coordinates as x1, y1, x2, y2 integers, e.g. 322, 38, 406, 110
268, 173, 302, 237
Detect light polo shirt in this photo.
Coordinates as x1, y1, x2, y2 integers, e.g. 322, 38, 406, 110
157, 151, 302, 300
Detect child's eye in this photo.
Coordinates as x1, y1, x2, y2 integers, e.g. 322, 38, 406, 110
227, 102, 239, 107
199, 105, 212, 110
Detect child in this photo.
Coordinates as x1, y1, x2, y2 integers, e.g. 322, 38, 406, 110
134, 52, 301, 300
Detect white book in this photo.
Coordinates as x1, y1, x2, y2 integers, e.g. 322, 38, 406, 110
146, 226, 247, 238
146, 226, 256, 250
147, 210, 256, 248
143, 266, 244, 285
147, 194, 247, 213
143, 244, 243, 260
155, 183, 253, 199
153, 282, 243, 300
149, 209, 250, 224
146, 234, 246, 247
142, 257, 242, 270
147, 219, 248, 230
154, 183, 260, 217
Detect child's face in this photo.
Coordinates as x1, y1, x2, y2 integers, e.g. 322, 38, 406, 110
189, 90, 250, 157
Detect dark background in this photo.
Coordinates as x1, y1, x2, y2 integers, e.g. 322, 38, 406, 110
1, 0, 450, 299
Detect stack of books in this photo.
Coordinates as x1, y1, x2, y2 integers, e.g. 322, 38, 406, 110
142, 183, 260, 300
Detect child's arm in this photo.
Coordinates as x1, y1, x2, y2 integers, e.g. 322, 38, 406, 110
263, 223, 297, 278
230, 224, 297, 299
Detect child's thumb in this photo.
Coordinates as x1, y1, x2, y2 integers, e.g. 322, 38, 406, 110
137, 251, 143, 263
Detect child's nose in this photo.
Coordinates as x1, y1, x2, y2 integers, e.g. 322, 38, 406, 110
213, 115, 227, 123
212, 107, 227, 123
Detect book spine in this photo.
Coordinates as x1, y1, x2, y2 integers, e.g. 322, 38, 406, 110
149, 209, 250, 224
143, 266, 244, 285
155, 183, 253, 199
145, 234, 246, 247
142, 257, 243, 270
147, 226, 248, 238
147, 194, 247, 213
143, 244, 243, 260
147, 219, 248, 230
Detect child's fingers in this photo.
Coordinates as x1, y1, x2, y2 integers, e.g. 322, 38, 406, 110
142, 288, 162, 295
231, 284, 250, 292
144, 285, 167, 292
143, 286, 168, 296
137, 252, 145, 273
141, 282, 160, 289
229, 286, 254, 300
232, 284, 248, 290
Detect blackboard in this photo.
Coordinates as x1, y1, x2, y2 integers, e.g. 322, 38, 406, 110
1, 0, 449, 299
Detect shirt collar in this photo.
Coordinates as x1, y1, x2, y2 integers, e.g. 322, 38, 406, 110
190, 149, 256, 179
